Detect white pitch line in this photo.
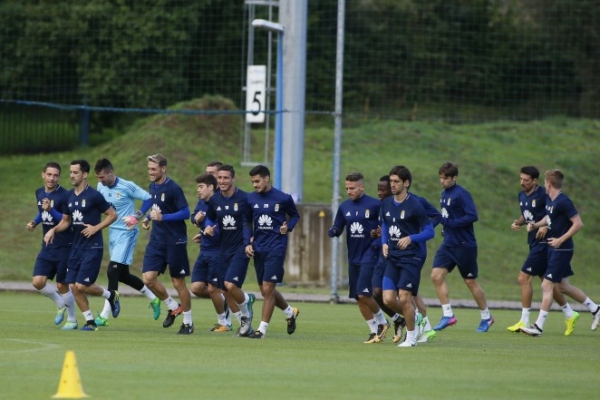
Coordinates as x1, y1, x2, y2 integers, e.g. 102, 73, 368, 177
5, 338, 61, 354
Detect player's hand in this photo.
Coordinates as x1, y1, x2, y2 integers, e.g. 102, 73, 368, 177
511, 220, 521, 231
245, 244, 254, 258
370, 228, 378, 238
204, 225, 215, 236
526, 222, 535, 232
280, 221, 288, 235
41, 198, 51, 212
150, 209, 163, 221
397, 236, 412, 250
194, 211, 205, 225
547, 237, 562, 248
328, 226, 340, 238
44, 229, 55, 245
536, 226, 548, 240
142, 219, 150, 230
122, 215, 141, 230
81, 223, 99, 238
382, 244, 389, 258
192, 233, 201, 243
26, 221, 36, 232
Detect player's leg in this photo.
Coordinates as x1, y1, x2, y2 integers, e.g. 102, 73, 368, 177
430, 246, 457, 330
32, 254, 66, 324
224, 252, 254, 336
455, 247, 493, 332
168, 244, 193, 335
558, 277, 600, 331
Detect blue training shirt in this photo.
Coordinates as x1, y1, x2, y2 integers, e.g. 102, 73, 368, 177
439, 184, 478, 247
148, 177, 189, 245
331, 194, 381, 264
35, 185, 72, 249
545, 192, 578, 250
97, 176, 150, 232
245, 187, 300, 253
380, 194, 432, 257
411, 192, 442, 258
191, 198, 220, 254
68, 185, 112, 249
518, 184, 547, 246
205, 187, 251, 254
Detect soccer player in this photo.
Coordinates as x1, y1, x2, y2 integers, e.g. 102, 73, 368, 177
93, 158, 160, 327
205, 160, 223, 177
140, 154, 194, 334
43, 159, 120, 331
329, 172, 390, 344
380, 166, 435, 347
26, 162, 78, 329
521, 169, 600, 336
431, 162, 494, 333
190, 172, 231, 332
507, 166, 578, 335
244, 165, 301, 339
203, 164, 256, 337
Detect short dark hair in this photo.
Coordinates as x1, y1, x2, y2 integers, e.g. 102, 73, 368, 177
249, 165, 270, 178
94, 158, 114, 174
379, 175, 390, 183
520, 166, 539, 180
345, 172, 364, 182
71, 159, 90, 173
43, 162, 61, 174
389, 165, 412, 186
439, 162, 458, 177
195, 173, 218, 189
218, 164, 235, 178
206, 160, 223, 168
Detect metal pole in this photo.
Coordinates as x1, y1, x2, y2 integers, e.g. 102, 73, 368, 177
274, 33, 283, 189
330, 0, 345, 303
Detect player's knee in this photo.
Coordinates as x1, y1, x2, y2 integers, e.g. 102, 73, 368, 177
106, 262, 121, 282
32, 276, 46, 290
191, 282, 205, 296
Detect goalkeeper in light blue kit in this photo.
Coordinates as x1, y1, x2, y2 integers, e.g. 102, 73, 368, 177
93, 158, 160, 326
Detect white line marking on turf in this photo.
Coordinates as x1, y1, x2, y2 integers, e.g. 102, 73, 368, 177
5, 339, 61, 353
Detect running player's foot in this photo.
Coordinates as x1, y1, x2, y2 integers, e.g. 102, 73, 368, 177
61, 321, 78, 330
364, 332, 381, 344
163, 304, 182, 328
54, 306, 66, 325
239, 316, 253, 336
565, 311, 580, 336
507, 320, 526, 332
433, 315, 457, 331
108, 290, 120, 318
398, 337, 417, 347
592, 308, 600, 331
94, 313, 108, 327
520, 323, 543, 337
286, 307, 300, 335
224, 299, 231, 324
476, 317, 494, 332
177, 323, 194, 335
393, 316, 406, 343
209, 323, 232, 332
81, 322, 98, 331
149, 298, 161, 320
247, 293, 256, 323
419, 330, 437, 343
248, 330, 265, 339
376, 320, 390, 341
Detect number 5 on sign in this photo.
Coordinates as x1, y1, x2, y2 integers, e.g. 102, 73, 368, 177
246, 65, 266, 123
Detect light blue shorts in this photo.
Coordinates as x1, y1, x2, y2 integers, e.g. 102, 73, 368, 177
108, 228, 140, 265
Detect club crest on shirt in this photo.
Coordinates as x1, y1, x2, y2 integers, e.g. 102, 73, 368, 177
161, 193, 165, 202
447, 198, 452, 206
234, 203, 238, 211
400, 210, 405, 219
365, 209, 370, 218
50, 200, 54, 207
275, 204, 279, 212
82, 199, 86, 208
532, 199, 536, 207
116, 192, 121, 199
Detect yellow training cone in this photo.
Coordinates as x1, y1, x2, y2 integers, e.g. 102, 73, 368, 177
52, 351, 89, 399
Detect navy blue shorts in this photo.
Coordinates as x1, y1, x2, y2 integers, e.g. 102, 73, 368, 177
432, 245, 478, 279
191, 252, 220, 286
382, 254, 422, 295
33, 246, 70, 283
67, 247, 103, 286
544, 248, 574, 283
142, 242, 190, 278
253, 251, 286, 285
521, 242, 548, 277
348, 262, 375, 300
371, 261, 386, 290
221, 250, 250, 289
